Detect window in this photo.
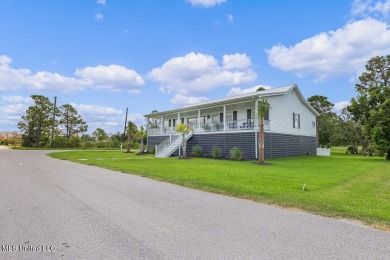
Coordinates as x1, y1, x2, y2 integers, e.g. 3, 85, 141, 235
293, 113, 300, 129
312, 121, 316, 127
264, 110, 269, 121
168, 119, 171, 127
233, 111, 237, 121
181, 118, 184, 124
173, 119, 176, 127
220, 113, 223, 122
247, 109, 251, 120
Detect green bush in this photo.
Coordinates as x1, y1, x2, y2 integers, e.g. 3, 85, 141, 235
83, 141, 96, 149
360, 145, 374, 156
148, 146, 155, 154
211, 146, 222, 159
191, 145, 202, 157
0, 140, 9, 145
40, 136, 50, 148
229, 147, 244, 161
97, 141, 109, 148
69, 136, 82, 148
346, 145, 358, 154
51, 136, 67, 148
111, 139, 121, 149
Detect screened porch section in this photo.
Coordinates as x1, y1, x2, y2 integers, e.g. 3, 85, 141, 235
147, 101, 270, 135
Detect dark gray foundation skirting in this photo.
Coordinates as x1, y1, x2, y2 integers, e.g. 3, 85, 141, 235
148, 132, 316, 160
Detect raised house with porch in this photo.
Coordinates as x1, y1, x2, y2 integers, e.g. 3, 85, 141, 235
144, 84, 319, 159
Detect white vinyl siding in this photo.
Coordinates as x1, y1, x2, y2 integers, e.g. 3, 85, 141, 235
268, 89, 316, 136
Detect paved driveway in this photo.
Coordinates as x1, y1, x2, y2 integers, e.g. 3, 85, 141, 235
0, 147, 389, 259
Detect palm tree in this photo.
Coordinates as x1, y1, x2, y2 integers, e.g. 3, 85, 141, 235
138, 125, 147, 154
126, 121, 138, 153
257, 99, 271, 165
176, 123, 192, 159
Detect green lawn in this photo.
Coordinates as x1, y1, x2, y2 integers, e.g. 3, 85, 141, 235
48, 148, 390, 229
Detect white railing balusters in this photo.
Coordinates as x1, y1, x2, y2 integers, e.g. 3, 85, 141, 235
155, 131, 193, 158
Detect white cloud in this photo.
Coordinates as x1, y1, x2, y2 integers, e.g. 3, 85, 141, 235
352, 0, 390, 17
170, 94, 209, 106
0, 55, 12, 65
333, 101, 351, 111
0, 56, 89, 92
0, 103, 27, 115
0, 54, 144, 93
97, 0, 106, 5
87, 112, 145, 134
2, 95, 31, 103
266, 19, 390, 81
227, 14, 234, 22
103, 121, 119, 127
127, 113, 146, 125
187, 0, 226, 7
0, 100, 30, 131
75, 65, 144, 91
70, 103, 129, 134
72, 103, 122, 116
149, 52, 257, 95
95, 13, 104, 20
222, 53, 251, 70
227, 85, 272, 97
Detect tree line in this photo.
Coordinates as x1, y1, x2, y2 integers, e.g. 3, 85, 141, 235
18, 95, 88, 148
17, 95, 147, 151
308, 55, 390, 160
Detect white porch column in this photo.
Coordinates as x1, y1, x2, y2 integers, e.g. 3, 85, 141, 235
160, 115, 163, 134
223, 105, 226, 131
178, 113, 180, 125
198, 109, 201, 131
254, 100, 258, 159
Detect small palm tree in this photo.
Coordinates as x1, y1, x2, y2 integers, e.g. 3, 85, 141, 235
138, 125, 147, 154
176, 123, 192, 159
257, 99, 271, 165
126, 121, 138, 153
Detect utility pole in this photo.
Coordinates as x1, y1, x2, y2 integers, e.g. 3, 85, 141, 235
51, 96, 57, 148
123, 107, 128, 142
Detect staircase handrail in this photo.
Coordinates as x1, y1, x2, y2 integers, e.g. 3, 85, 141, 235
156, 131, 180, 155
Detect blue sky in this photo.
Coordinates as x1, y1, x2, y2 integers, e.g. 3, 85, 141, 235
1, 0, 390, 134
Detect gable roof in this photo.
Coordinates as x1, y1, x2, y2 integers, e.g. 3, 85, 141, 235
144, 84, 320, 117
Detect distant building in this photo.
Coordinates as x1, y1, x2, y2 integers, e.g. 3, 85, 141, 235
0, 131, 22, 140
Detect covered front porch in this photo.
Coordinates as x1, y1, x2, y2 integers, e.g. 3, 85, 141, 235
146, 100, 270, 136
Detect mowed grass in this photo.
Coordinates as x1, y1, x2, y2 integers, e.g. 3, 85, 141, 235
48, 148, 390, 229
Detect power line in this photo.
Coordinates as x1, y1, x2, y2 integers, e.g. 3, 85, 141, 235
0, 104, 25, 113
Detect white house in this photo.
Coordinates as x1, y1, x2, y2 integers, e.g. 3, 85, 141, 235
144, 84, 319, 159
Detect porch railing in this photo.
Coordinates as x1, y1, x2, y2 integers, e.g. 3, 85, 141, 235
192, 122, 224, 133
148, 119, 270, 135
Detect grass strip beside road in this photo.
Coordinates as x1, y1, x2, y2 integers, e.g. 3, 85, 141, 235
48, 148, 390, 230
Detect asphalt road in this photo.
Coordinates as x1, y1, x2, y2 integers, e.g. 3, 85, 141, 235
0, 147, 389, 259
